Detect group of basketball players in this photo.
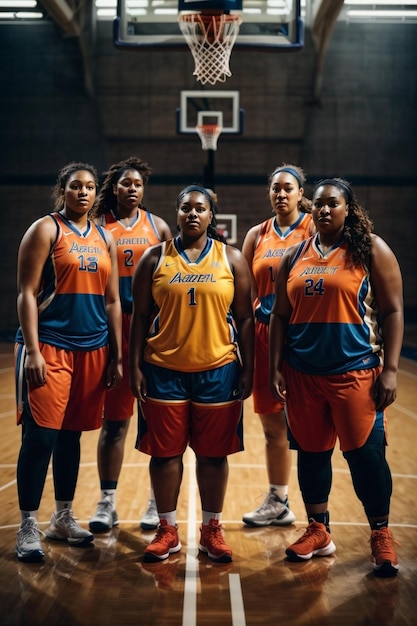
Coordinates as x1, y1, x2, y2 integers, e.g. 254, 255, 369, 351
14, 158, 403, 578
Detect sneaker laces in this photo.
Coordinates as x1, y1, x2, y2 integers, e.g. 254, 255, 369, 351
204, 522, 226, 546
255, 492, 284, 514
57, 509, 81, 531
96, 500, 113, 517
18, 520, 44, 544
152, 522, 173, 543
370, 528, 401, 557
292, 522, 325, 547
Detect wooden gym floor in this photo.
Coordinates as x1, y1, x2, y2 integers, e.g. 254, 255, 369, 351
0, 343, 416, 626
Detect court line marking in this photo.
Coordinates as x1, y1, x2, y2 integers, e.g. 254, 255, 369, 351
229, 573, 246, 626
393, 403, 417, 420
183, 448, 198, 626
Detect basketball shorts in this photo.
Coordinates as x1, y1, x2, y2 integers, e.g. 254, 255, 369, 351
136, 360, 244, 457
283, 362, 385, 452
15, 342, 108, 431
104, 312, 134, 421
253, 321, 285, 415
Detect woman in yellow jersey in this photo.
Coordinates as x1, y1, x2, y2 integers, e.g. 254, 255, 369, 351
129, 185, 254, 563
270, 178, 403, 577
241, 164, 313, 527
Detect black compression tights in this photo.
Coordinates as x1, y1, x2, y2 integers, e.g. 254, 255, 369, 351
343, 431, 392, 518
17, 417, 58, 511
52, 429, 82, 502
17, 417, 81, 511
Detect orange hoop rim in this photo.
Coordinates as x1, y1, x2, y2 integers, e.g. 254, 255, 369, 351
196, 124, 222, 134
178, 12, 242, 25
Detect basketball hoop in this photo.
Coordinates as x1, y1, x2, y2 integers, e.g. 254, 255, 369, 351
196, 124, 222, 150
178, 12, 242, 85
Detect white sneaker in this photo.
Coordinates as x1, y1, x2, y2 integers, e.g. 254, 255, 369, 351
89, 500, 119, 533
140, 499, 159, 530
242, 493, 296, 527
45, 509, 94, 545
16, 517, 45, 562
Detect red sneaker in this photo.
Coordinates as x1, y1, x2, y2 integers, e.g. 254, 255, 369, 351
370, 527, 399, 577
143, 520, 181, 562
286, 521, 336, 562
199, 519, 232, 563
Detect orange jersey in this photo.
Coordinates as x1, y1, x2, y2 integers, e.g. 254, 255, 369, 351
252, 214, 313, 323
15, 213, 111, 351
284, 235, 383, 374
99, 210, 162, 313
145, 237, 238, 372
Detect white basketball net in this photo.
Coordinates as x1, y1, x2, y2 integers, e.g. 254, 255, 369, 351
196, 124, 222, 150
178, 13, 242, 86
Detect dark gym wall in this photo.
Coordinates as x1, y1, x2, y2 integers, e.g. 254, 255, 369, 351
0, 19, 416, 341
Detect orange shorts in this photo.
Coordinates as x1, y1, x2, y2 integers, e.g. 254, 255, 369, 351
253, 321, 285, 415
138, 398, 243, 457
15, 342, 109, 431
136, 361, 244, 457
283, 362, 385, 452
104, 312, 134, 421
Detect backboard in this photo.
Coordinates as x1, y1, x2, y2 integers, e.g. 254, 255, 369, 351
177, 90, 243, 134
114, 0, 303, 50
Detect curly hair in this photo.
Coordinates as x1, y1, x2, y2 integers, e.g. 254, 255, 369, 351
52, 161, 98, 212
268, 163, 312, 213
91, 156, 152, 218
312, 177, 374, 268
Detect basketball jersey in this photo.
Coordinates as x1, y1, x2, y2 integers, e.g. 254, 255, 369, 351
284, 235, 383, 375
99, 210, 162, 313
144, 236, 238, 372
15, 213, 111, 351
252, 214, 312, 324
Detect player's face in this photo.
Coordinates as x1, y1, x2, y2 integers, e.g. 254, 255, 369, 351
114, 168, 145, 215
311, 185, 349, 240
177, 192, 213, 237
62, 171, 97, 216
269, 172, 303, 223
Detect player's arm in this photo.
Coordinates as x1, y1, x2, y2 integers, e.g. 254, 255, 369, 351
16, 217, 56, 386
241, 224, 260, 303
103, 229, 123, 388
129, 244, 162, 401
269, 247, 294, 401
369, 234, 404, 410
227, 246, 255, 400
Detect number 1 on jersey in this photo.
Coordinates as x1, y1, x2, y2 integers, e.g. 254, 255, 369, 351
187, 287, 197, 306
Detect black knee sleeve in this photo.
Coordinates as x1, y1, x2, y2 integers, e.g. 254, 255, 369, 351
297, 449, 333, 504
343, 433, 392, 518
